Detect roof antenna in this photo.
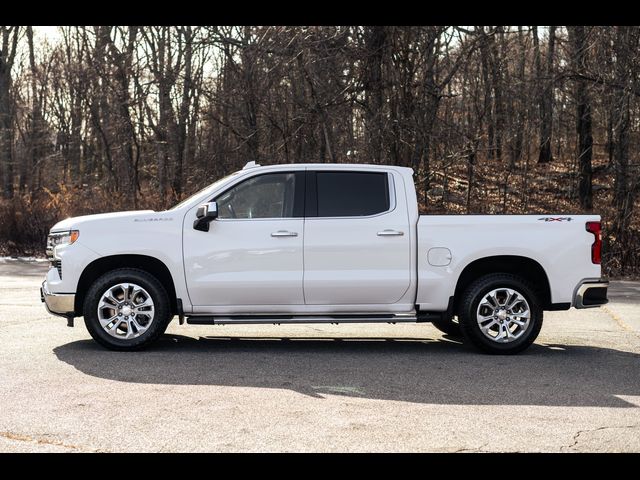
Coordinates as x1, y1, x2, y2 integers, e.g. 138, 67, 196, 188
243, 161, 260, 170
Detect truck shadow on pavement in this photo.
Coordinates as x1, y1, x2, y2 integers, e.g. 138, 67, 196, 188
53, 334, 640, 408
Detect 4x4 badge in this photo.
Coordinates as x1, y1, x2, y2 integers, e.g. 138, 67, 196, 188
538, 217, 573, 222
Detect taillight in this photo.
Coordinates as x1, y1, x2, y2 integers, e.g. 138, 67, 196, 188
586, 221, 602, 264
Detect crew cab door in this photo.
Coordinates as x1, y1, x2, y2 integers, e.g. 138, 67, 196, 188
303, 169, 411, 305
183, 171, 305, 308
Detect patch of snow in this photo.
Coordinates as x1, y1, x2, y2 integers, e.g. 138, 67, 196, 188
0, 256, 48, 263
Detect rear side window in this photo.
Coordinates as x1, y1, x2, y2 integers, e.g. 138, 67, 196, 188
315, 171, 390, 217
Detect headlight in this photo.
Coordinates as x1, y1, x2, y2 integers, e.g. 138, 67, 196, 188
46, 230, 79, 259
49, 230, 79, 246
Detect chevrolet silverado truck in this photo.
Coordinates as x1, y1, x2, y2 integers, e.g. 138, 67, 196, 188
41, 162, 609, 354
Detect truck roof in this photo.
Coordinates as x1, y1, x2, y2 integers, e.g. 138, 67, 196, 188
242, 161, 414, 175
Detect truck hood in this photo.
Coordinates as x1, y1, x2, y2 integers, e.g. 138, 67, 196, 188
50, 210, 156, 232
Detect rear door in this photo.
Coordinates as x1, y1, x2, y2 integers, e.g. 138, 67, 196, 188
303, 169, 411, 305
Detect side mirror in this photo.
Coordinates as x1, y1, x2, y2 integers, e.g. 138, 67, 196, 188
193, 201, 218, 232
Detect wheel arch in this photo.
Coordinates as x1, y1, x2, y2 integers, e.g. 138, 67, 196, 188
74, 254, 178, 315
453, 255, 551, 313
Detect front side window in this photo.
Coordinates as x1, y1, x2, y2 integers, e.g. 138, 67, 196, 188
316, 171, 390, 217
216, 172, 297, 219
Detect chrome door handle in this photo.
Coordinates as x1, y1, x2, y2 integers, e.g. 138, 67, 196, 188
377, 229, 404, 236
271, 230, 298, 237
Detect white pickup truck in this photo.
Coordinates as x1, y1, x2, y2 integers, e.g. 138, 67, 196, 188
41, 162, 608, 354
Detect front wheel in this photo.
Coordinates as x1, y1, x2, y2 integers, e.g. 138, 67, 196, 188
458, 273, 543, 354
83, 268, 172, 351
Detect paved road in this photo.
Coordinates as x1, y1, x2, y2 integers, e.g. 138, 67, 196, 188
1, 258, 639, 452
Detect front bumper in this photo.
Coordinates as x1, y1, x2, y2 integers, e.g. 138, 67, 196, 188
41, 281, 75, 317
574, 280, 609, 308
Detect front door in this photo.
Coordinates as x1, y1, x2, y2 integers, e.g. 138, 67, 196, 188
183, 171, 305, 308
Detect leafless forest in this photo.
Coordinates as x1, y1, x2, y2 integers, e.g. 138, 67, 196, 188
0, 26, 639, 276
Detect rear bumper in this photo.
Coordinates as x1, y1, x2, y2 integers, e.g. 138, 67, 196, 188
41, 281, 75, 317
574, 280, 609, 308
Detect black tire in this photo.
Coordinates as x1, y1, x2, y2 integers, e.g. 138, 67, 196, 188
431, 315, 462, 337
83, 268, 172, 351
458, 273, 543, 355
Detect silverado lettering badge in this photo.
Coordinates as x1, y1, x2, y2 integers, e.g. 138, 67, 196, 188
538, 217, 573, 222
134, 217, 174, 222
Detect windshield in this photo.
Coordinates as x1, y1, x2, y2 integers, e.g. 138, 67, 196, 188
168, 172, 240, 211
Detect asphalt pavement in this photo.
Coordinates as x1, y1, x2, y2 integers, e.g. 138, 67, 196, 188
1, 258, 639, 452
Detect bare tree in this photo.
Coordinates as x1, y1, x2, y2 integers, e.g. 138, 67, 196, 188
611, 26, 635, 233
363, 26, 387, 164
534, 26, 556, 164
0, 26, 20, 198
568, 26, 593, 210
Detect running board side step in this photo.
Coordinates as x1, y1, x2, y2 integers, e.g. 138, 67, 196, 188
186, 314, 418, 325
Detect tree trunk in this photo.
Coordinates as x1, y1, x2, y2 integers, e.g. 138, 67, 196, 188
568, 26, 593, 210
241, 27, 260, 164
479, 28, 494, 160
155, 28, 170, 198
612, 27, 632, 232
537, 26, 556, 163
173, 26, 194, 197
93, 26, 116, 187
19, 27, 36, 193
510, 26, 527, 167
364, 26, 386, 164
489, 26, 505, 162
0, 74, 11, 199
0, 27, 19, 199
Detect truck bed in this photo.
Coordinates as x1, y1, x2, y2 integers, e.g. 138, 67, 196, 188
415, 215, 602, 311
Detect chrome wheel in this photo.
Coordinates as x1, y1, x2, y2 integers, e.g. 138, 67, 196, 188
476, 288, 531, 343
97, 283, 155, 340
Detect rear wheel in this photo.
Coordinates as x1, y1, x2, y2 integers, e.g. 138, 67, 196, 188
458, 273, 543, 354
83, 268, 172, 351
